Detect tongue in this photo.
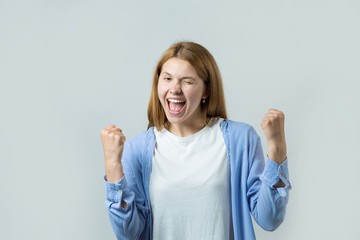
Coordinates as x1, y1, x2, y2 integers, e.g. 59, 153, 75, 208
169, 102, 185, 112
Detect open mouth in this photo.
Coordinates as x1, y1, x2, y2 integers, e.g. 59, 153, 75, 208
167, 98, 186, 115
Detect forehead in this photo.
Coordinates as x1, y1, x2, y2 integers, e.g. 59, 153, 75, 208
160, 58, 199, 77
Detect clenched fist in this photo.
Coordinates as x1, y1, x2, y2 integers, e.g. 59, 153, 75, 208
100, 124, 126, 183
261, 109, 287, 165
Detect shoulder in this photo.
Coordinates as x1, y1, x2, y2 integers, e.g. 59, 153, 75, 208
222, 119, 262, 158
121, 127, 155, 170
222, 119, 259, 138
126, 127, 155, 149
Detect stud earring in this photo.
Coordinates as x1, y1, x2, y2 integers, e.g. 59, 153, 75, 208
202, 98, 206, 103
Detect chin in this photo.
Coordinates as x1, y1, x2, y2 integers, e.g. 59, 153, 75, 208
165, 115, 185, 125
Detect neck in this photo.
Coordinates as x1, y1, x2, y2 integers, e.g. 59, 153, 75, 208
167, 119, 206, 137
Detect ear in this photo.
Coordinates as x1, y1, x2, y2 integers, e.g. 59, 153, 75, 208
202, 86, 210, 98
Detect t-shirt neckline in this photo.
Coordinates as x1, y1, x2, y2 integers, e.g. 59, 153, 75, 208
155, 118, 223, 143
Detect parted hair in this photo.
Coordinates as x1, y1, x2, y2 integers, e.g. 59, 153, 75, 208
147, 41, 227, 130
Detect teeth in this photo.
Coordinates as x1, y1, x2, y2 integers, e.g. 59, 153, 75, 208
168, 99, 185, 103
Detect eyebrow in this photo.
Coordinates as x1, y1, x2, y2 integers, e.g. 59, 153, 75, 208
161, 71, 196, 81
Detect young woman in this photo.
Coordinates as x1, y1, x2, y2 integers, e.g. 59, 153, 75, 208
100, 41, 291, 240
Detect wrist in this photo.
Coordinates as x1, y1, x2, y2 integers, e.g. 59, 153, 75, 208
105, 162, 124, 183
268, 144, 287, 165
267, 135, 286, 146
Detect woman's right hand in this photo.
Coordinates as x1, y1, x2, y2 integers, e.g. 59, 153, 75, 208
100, 124, 126, 183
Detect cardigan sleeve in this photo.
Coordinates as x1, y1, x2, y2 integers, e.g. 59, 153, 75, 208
261, 155, 291, 197
104, 140, 148, 240
246, 129, 292, 231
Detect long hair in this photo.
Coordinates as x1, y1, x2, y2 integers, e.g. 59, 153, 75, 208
147, 41, 227, 130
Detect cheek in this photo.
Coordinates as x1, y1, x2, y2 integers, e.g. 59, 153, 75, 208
186, 88, 203, 103
157, 84, 166, 104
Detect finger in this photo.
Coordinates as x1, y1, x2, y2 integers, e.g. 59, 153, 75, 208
262, 118, 274, 124
265, 110, 278, 115
268, 109, 284, 115
112, 131, 124, 136
104, 124, 116, 129
264, 113, 279, 118
264, 112, 279, 118
261, 118, 271, 125
261, 121, 273, 128
265, 111, 284, 117
113, 132, 126, 141
108, 128, 122, 132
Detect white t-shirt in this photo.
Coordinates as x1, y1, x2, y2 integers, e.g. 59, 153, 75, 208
149, 118, 232, 240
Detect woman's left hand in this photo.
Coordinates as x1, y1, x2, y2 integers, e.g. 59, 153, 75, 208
261, 109, 287, 164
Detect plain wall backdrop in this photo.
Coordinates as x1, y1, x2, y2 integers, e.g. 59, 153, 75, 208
1, 0, 359, 239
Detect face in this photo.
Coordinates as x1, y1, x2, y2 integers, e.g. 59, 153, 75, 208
157, 57, 208, 127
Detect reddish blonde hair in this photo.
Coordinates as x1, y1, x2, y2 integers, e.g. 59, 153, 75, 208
147, 41, 227, 130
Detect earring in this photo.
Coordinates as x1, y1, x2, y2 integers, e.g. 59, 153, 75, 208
202, 98, 206, 103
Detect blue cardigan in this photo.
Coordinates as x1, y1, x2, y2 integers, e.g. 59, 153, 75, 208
104, 119, 291, 240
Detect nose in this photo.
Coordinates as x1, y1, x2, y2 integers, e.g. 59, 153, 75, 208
169, 81, 182, 94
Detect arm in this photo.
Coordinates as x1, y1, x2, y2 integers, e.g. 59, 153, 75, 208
247, 109, 291, 231
247, 134, 291, 231
104, 171, 147, 240
268, 143, 287, 188
101, 125, 147, 240
262, 108, 288, 190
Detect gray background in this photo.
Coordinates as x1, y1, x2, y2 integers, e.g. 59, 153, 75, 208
1, 0, 359, 239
